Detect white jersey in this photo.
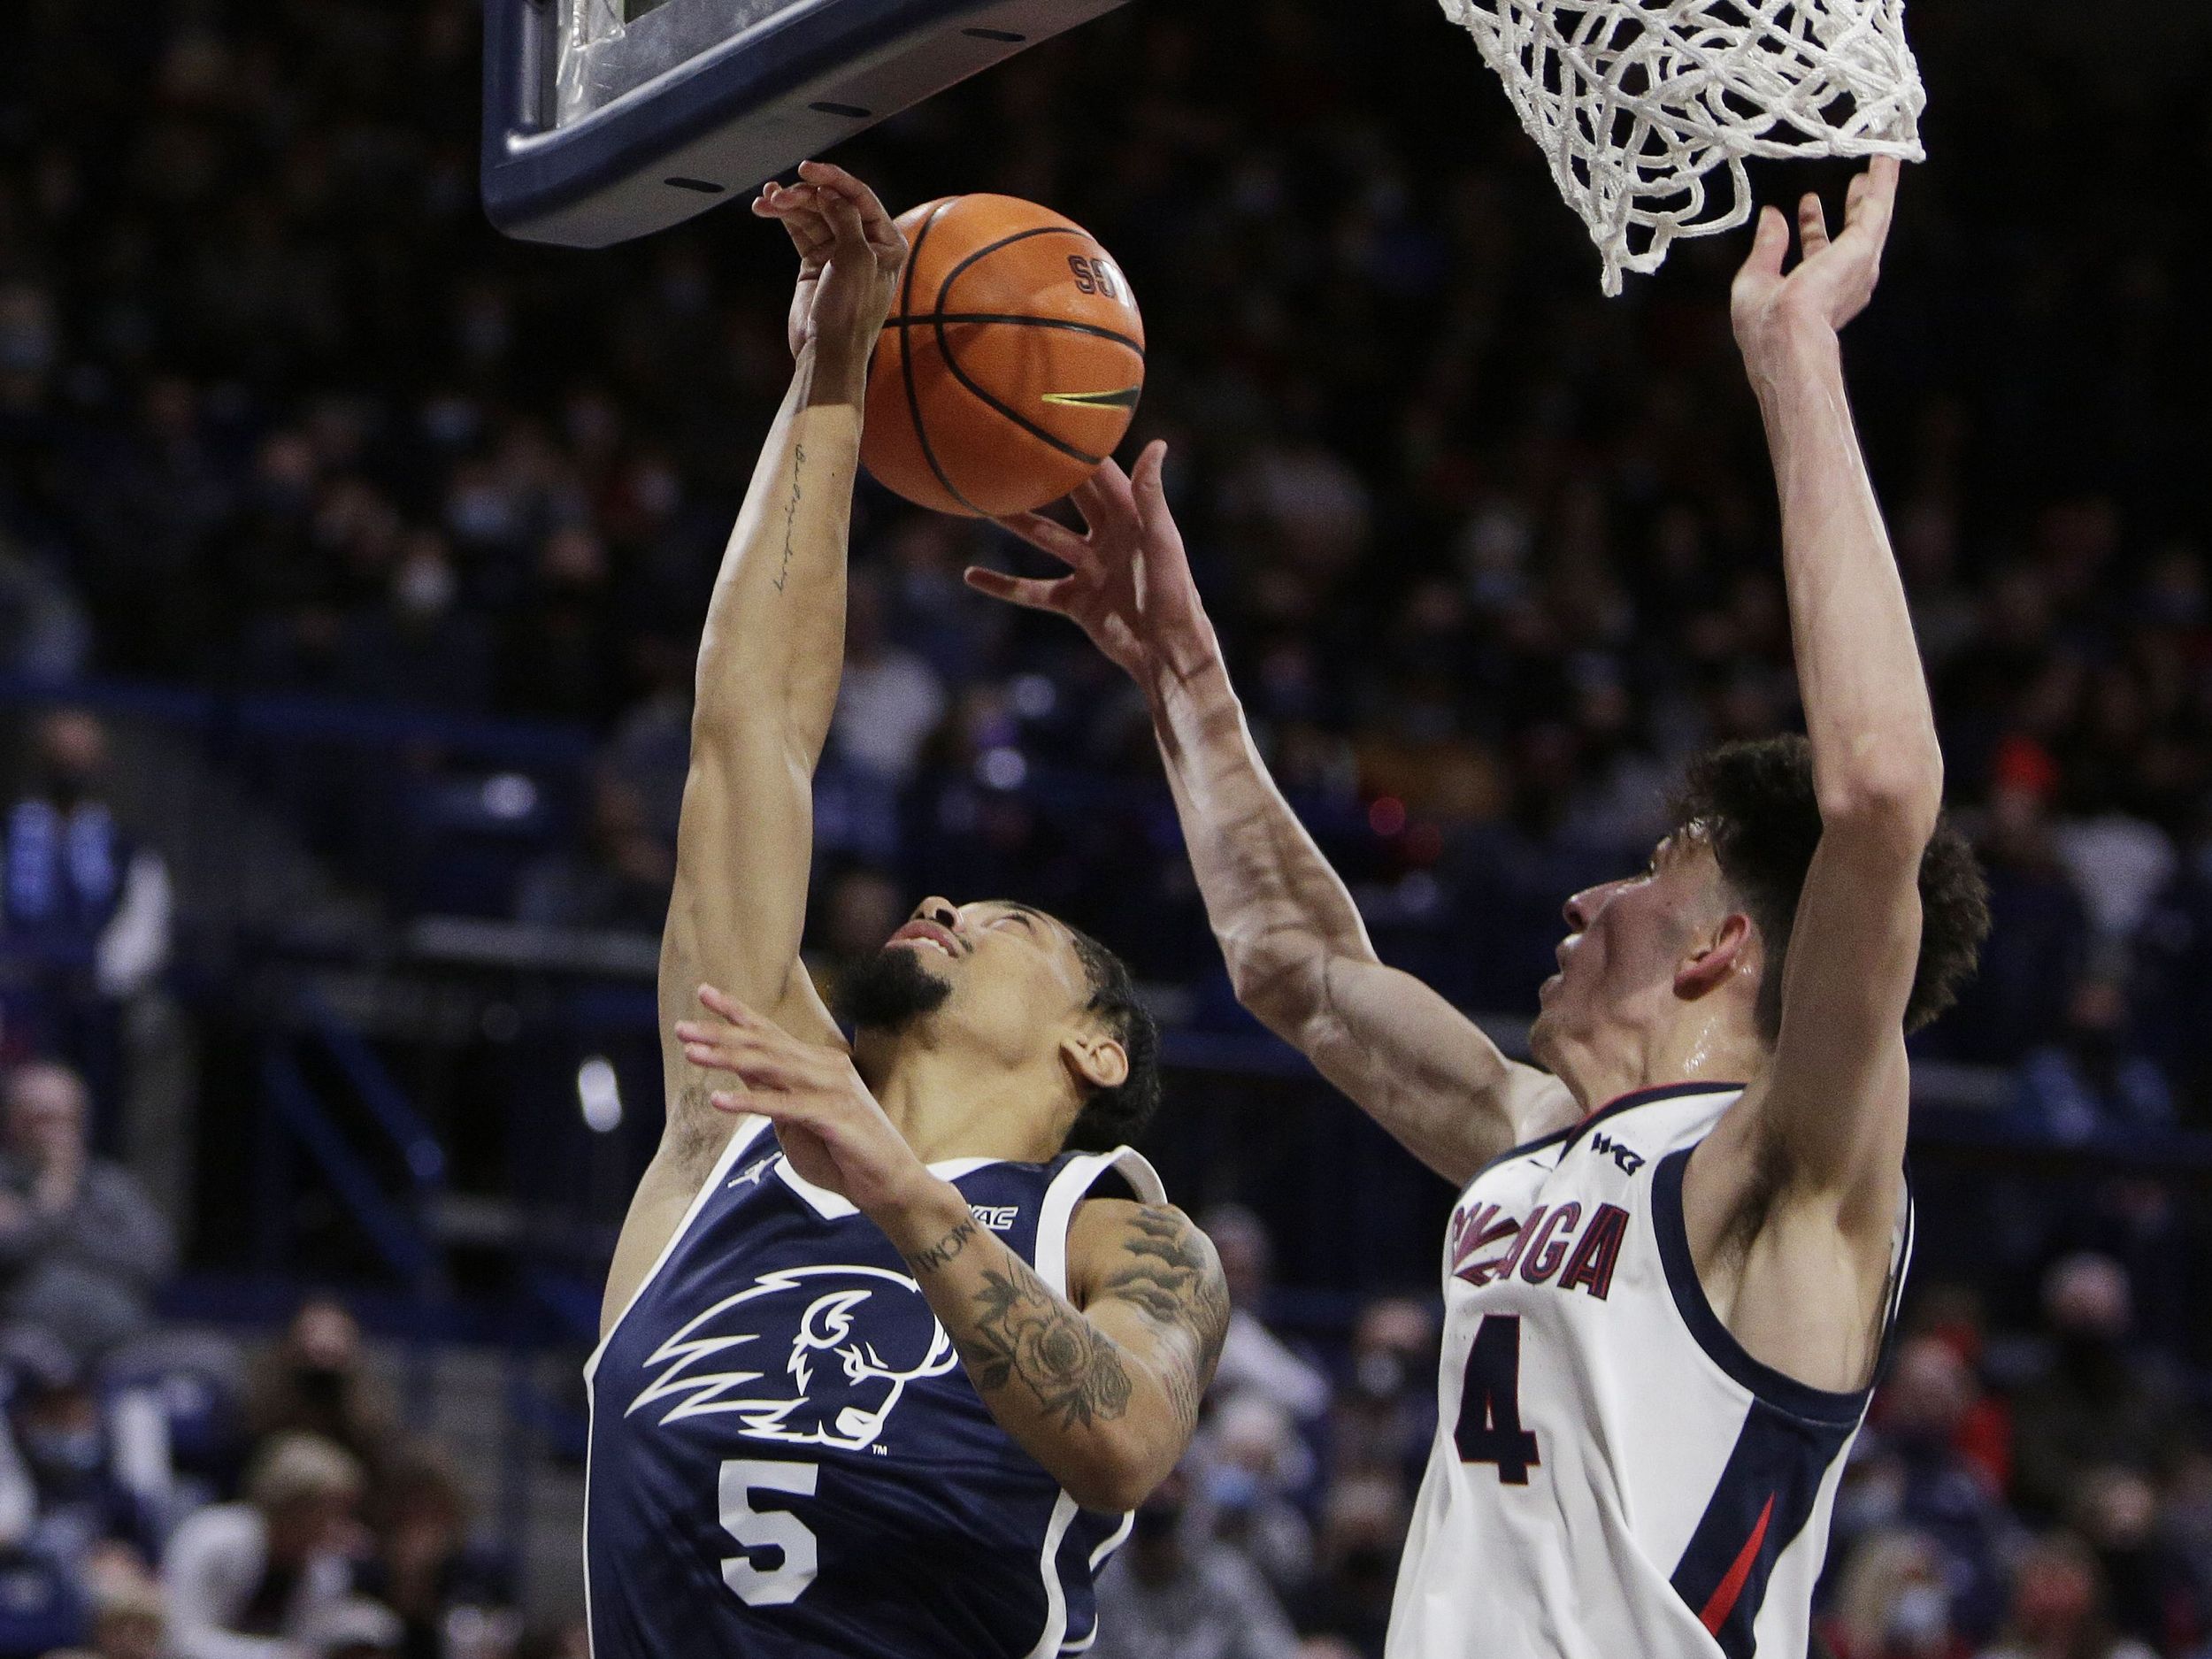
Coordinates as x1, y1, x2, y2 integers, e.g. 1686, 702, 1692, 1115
1388, 1082, 1911, 1659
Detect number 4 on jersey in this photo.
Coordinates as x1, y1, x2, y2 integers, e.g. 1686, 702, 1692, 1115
1454, 1315, 1540, 1485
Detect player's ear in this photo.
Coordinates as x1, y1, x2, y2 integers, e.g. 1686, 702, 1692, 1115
1061, 1030, 1130, 1094
1673, 910, 1755, 1002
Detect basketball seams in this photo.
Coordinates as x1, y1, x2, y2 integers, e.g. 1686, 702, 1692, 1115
882, 313, 1146, 356
927, 227, 1140, 473
933, 224, 1094, 301
871, 198, 1144, 517
894, 200, 987, 517
930, 318, 1112, 469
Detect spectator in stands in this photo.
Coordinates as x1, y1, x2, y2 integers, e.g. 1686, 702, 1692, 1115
1939, 787, 2088, 1067
2016, 977, 2175, 1136
0, 1325, 151, 1569
357, 1448, 512, 1659
499, 526, 621, 724
336, 534, 493, 714
1331, 1298, 1438, 1489
1289, 1472, 1409, 1659
0, 1061, 175, 1360
1973, 1532, 2156, 1659
81, 1553, 165, 1659
1090, 1468, 1302, 1659
0, 1549, 87, 1659
1846, 1337, 2014, 1645
244, 1299, 402, 1489
599, 634, 693, 849
2008, 1256, 2182, 1525
2135, 835, 2212, 1126
2066, 1465, 2203, 1655
161, 1432, 364, 1659
309, 1599, 405, 1659
1905, 1283, 2014, 1497
1194, 1394, 1316, 1601
0, 532, 88, 683
1820, 1527, 1967, 1659
510, 1620, 589, 1659
829, 570, 945, 785
1201, 1205, 1329, 1427
511, 774, 672, 934
1, 712, 172, 1086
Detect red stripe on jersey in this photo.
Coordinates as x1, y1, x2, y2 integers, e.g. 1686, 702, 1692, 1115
1698, 1494, 1776, 1634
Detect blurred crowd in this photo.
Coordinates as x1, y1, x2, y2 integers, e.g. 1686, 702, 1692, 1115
2, 0, 2211, 1653
0, 1055, 536, 1659
2, 0, 2208, 1116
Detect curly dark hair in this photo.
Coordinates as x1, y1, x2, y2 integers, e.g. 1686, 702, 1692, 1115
1671, 735, 1991, 1041
1060, 925, 1164, 1153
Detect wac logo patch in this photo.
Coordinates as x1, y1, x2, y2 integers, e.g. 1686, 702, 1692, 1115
1588, 1133, 1645, 1176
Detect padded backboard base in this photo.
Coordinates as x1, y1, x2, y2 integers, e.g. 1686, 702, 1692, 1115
483, 0, 1127, 248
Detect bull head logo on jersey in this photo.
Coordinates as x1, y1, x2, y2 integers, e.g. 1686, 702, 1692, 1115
627, 1264, 960, 1450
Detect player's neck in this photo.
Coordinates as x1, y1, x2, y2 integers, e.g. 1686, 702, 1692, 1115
1557, 1008, 1767, 1118
858, 1041, 1071, 1164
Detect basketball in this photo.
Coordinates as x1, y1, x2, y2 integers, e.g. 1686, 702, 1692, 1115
862, 194, 1146, 518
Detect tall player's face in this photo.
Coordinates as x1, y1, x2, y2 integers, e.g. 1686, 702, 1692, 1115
841, 896, 1098, 1065
1531, 829, 1732, 1066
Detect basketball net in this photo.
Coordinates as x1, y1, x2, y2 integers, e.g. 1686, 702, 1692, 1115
1439, 0, 1925, 293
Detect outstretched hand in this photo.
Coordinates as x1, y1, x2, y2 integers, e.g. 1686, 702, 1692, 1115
1732, 156, 1900, 367
752, 161, 907, 379
674, 984, 932, 1218
964, 442, 1217, 690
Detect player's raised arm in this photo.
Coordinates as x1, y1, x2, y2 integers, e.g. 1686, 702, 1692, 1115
676, 987, 1225, 1511
1687, 160, 1939, 1322
968, 455, 1573, 1186
603, 165, 904, 1333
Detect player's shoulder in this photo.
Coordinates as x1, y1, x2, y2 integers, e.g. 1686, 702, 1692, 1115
1065, 1195, 1206, 1256
1065, 1199, 1225, 1313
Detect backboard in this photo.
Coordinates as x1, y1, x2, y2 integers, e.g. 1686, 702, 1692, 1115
482, 0, 1128, 248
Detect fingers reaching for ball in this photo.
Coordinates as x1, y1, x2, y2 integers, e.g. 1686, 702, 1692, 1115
755, 181, 833, 271
795, 162, 908, 265
961, 565, 1076, 617
991, 509, 1093, 571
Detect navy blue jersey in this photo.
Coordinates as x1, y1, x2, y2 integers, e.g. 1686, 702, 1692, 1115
587, 1117, 1167, 1659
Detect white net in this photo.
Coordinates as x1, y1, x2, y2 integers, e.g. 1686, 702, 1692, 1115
1440, 0, 1925, 293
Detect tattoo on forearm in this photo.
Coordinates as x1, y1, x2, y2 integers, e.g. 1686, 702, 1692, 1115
902, 1215, 979, 1277
958, 1257, 1133, 1431
1102, 1208, 1232, 1431
774, 442, 806, 593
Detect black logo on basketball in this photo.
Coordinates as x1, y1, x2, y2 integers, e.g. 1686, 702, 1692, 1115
1066, 254, 1124, 300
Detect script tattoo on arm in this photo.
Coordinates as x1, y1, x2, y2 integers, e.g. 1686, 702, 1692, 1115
1098, 1206, 1231, 1432
773, 442, 806, 594
959, 1256, 1134, 1431
902, 1213, 979, 1277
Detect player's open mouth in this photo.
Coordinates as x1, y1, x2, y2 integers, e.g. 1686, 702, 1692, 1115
889, 920, 964, 958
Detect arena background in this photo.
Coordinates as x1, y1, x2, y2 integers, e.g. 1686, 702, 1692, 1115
3, 1, 2211, 1654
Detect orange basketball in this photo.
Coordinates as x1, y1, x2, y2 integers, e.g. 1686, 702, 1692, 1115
863, 195, 1145, 518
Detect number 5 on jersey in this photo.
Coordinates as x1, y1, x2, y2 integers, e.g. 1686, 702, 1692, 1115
1454, 1315, 1540, 1485
720, 1460, 818, 1606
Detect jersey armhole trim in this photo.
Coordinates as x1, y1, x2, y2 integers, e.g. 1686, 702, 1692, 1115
1650, 1145, 1879, 1428
1034, 1146, 1167, 1299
